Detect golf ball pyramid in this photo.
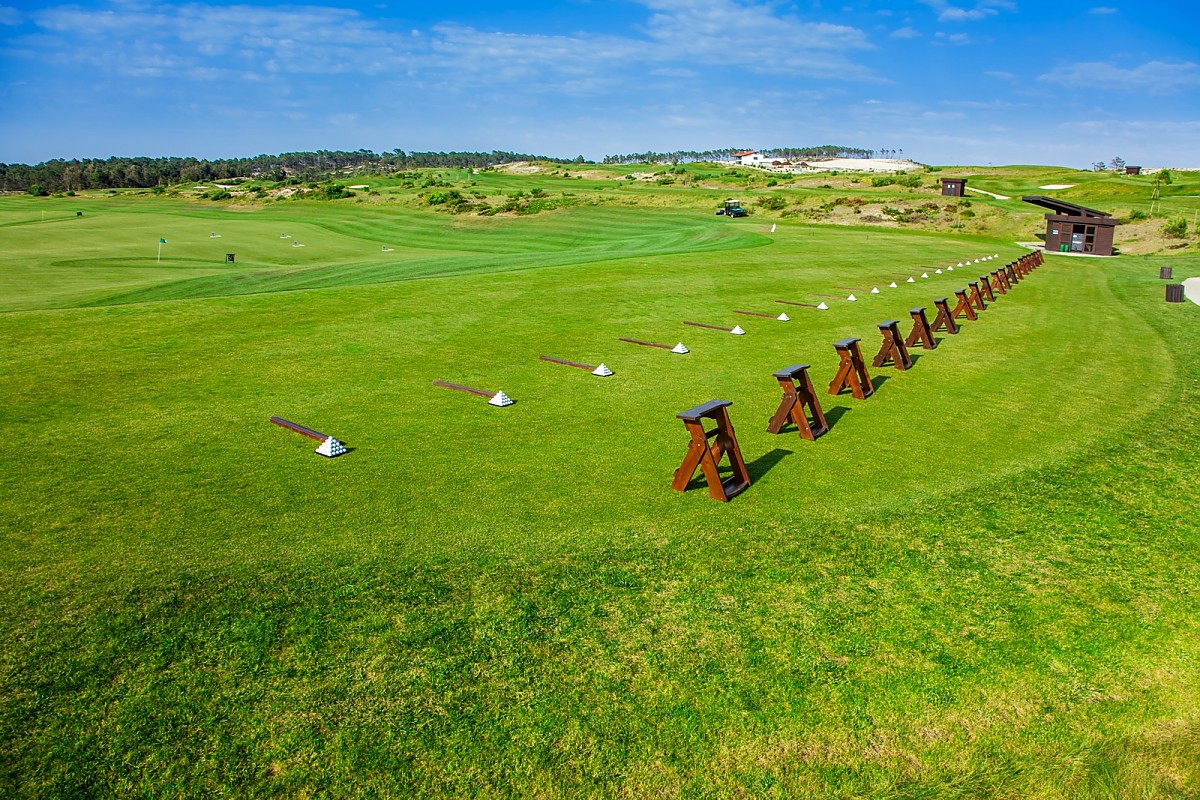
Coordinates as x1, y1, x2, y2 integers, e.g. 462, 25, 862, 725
316, 437, 348, 458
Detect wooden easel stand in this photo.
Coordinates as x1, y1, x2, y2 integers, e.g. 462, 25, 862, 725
672, 400, 750, 501
905, 307, 937, 349
872, 320, 913, 371
828, 338, 874, 399
767, 364, 828, 440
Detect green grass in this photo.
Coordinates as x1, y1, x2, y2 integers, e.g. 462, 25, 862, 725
2, 172, 1200, 797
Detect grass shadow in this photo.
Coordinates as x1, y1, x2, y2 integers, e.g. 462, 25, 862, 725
823, 405, 852, 429
871, 374, 891, 391
745, 448, 793, 483
681, 447, 793, 491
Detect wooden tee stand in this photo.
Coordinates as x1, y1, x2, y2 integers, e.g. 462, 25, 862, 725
872, 320, 913, 370
1006, 264, 1020, 284
828, 338, 874, 399
671, 400, 750, 501
952, 289, 977, 321
991, 270, 1008, 294
766, 364, 828, 440
905, 307, 938, 349
930, 298, 959, 335
979, 275, 996, 302
969, 281, 987, 311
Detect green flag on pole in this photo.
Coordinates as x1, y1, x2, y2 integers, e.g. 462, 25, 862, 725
160, 238, 167, 243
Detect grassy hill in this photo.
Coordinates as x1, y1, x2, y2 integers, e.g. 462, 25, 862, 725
1, 165, 1199, 797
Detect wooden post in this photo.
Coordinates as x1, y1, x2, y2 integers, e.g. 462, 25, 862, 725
828, 338, 874, 399
905, 307, 937, 349
969, 281, 987, 311
270, 416, 328, 442
952, 289, 977, 321
1166, 284, 1186, 303
871, 320, 913, 371
766, 364, 828, 440
979, 275, 996, 302
1006, 264, 1019, 284
931, 298, 959, 335
1160, 266, 1173, 280
672, 400, 750, 501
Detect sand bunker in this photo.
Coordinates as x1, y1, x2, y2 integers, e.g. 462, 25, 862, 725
1039, 184, 1076, 190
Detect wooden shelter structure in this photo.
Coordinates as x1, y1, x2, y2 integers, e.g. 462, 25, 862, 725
941, 178, 967, 197
1022, 196, 1118, 256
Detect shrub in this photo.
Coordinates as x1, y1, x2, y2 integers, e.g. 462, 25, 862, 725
757, 195, 787, 211
871, 175, 895, 187
424, 189, 464, 207
1129, 209, 1148, 221
1163, 217, 1189, 238
27, 184, 48, 196
314, 183, 354, 200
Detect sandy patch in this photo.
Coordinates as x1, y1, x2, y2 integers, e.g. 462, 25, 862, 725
1039, 184, 1076, 190
795, 158, 921, 173
498, 162, 544, 174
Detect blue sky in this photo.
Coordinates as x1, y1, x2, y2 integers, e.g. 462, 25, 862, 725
1, 0, 1197, 167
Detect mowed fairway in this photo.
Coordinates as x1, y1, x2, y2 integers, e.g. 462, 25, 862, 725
2, 191, 1200, 797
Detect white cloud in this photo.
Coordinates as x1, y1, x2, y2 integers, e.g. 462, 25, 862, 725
28, 4, 418, 79
919, 0, 1017, 22
18, 0, 877, 90
1050, 118, 1200, 167
891, 26, 921, 38
0, 5, 21, 25
1038, 60, 1200, 94
1089, 6, 1119, 13
933, 31, 972, 45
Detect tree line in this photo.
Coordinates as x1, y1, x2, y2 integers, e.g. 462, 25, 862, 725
0, 149, 585, 193
601, 146, 874, 165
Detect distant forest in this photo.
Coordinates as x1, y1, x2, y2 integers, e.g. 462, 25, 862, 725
0, 150, 585, 194
601, 146, 874, 164
1, 145, 879, 193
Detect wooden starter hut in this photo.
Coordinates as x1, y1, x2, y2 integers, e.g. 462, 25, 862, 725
941, 178, 967, 197
1022, 196, 1118, 256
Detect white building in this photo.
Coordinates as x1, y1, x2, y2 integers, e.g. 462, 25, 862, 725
732, 150, 767, 167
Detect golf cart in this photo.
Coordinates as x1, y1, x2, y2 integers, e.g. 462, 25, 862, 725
715, 199, 747, 217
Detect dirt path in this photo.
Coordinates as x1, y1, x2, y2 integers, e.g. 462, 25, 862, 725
966, 187, 1011, 200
